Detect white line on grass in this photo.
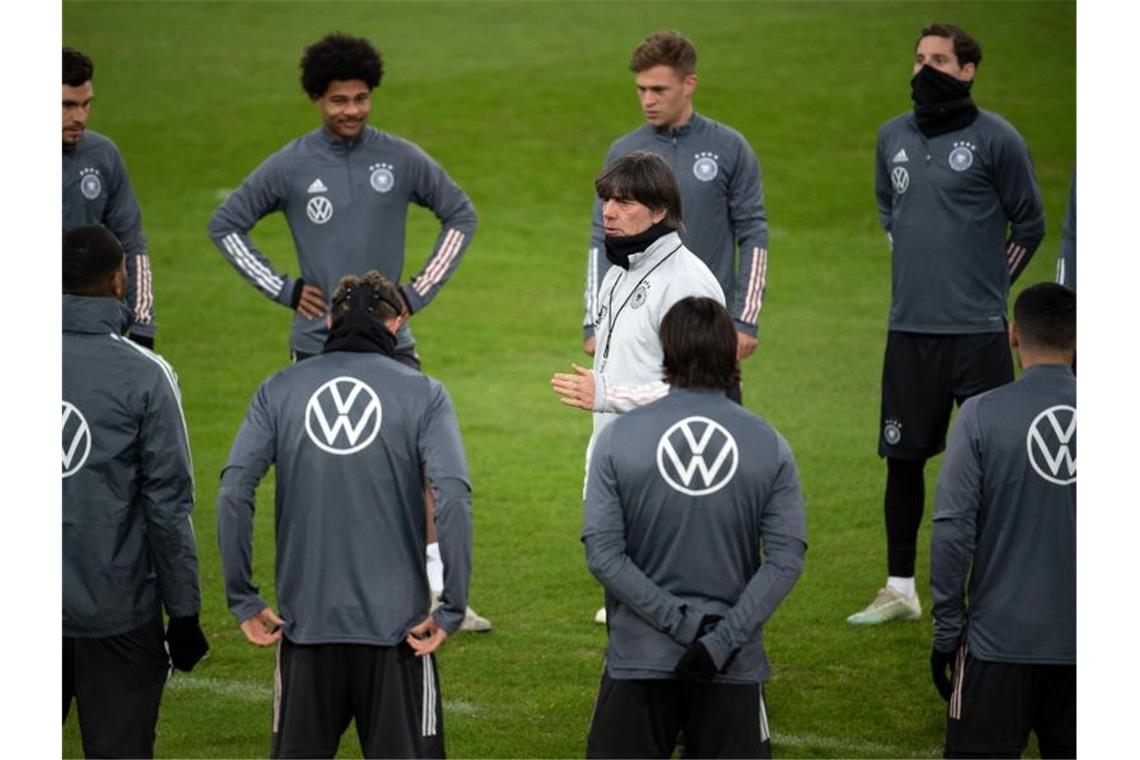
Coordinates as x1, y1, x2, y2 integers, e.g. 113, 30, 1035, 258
167, 675, 481, 717
773, 731, 941, 758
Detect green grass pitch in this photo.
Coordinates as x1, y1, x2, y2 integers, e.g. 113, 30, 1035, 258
62, 2, 1074, 757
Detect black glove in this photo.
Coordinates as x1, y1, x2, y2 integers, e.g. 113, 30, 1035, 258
128, 332, 154, 350
696, 614, 722, 637
166, 615, 209, 672
930, 647, 956, 701
674, 641, 718, 683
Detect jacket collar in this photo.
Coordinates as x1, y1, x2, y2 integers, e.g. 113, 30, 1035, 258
62, 295, 130, 335
626, 231, 682, 270
314, 124, 376, 151
653, 111, 705, 140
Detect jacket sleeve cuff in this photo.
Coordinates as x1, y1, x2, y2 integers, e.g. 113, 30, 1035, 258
276, 278, 301, 308
592, 370, 607, 412
231, 596, 270, 625
734, 319, 758, 338
676, 608, 703, 645
398, 285, 417, 315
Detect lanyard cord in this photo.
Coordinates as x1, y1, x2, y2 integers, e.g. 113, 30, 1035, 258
601, 243, 681, 364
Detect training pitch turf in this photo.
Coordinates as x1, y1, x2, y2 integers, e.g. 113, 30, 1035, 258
62, 2, 1074, 757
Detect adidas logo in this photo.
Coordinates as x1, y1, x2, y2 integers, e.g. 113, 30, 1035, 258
892, 149, 909, 164
307, 179, 328, 193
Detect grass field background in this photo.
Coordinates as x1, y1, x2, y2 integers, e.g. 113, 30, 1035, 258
62, 2, 1075, 757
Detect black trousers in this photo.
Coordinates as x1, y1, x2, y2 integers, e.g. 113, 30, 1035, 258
271, 638, 445, 759
63, 614, 169, 759
586, 673, 772, 759
945, 648, 1076, 758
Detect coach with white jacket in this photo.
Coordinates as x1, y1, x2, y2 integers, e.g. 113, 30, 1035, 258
552, 150, 724, 440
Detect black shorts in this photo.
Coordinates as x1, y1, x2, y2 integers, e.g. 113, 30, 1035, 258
586, 672, 771, 759
270, 638, 444, 759
292, 346, 422, 370
63, 613, 170, 758
879, 331, 1013, 459
945, 647, 1076, 758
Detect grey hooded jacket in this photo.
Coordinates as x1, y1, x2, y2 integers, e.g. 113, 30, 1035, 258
62, 296, 200, 637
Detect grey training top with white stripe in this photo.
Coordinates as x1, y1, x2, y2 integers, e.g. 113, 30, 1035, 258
583, 388, 807, 683
62, 130, 156, 338
63, 296, 200, 637
583, 113, 769, 338
208, 125, 477, 355
1057, 175, 1075, 289
875, 110, 1045, 333
217, 349, 473, 643
931, 364, 1075, 664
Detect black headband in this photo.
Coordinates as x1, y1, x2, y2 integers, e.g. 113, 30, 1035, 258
331, 282, 403, 317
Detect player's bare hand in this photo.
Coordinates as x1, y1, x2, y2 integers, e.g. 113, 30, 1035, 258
239, 607, 284, 647
551, 363, 595, 410
736, 331, 758, 360
295, 283, 328, 319
405, 615, 448, 656
583, 336, 597, 356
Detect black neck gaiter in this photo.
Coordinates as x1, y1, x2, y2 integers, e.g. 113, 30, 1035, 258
911, 65, 979, 138
604, 221, 674, 269
323, 309, 398, 356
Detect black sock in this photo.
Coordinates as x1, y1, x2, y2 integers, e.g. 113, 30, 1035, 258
885, 457, 926, 578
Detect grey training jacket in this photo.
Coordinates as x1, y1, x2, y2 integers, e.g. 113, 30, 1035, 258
584, 113, 768, 338
875, 110, 1045, 333
62, 296, 199, 637
62, 131, 156, 339
583, 388, 807, 683
931, 364, 1075, 664
207, 125, 477, 355
217, 348, 473, 642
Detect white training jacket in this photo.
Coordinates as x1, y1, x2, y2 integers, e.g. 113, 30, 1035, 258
590, 231, 725, 440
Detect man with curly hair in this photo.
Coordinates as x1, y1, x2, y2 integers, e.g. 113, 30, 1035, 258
208, 32, 489, 632
62, 47, 158, 348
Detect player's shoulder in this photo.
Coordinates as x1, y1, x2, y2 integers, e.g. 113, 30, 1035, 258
364, 127, 435, 162
877, 112, 913, 139
79, 130, 117, 152
974, 108, 1028, 145
105, 334, 182, 391
76, 130, 123, 163
607, 124, 655, 156
695, 113, 751, 150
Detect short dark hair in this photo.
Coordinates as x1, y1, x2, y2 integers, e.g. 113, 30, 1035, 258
63, 47, 94, 86
917, 23, 982, 68
630, 30, 697, 76
63, 226, 124, 295
300, 33, 383, 98
1013, 283, 1075, 354
595, 151, 684, 232
660, 297, 740, 392
330, 270, 404, 321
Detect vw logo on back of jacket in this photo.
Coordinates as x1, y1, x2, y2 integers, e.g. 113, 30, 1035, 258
304, 376, 383, 455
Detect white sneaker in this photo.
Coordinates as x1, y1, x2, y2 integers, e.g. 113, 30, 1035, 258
846, 587, 922, 625
594, 606, 606, 625
430, 593, 493, 632
460, 606, 492, 632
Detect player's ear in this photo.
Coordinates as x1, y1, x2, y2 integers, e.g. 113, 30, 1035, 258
1008, 320, 1019, 350
683, 73, 698, 94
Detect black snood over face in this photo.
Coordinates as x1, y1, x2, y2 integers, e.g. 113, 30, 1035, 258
604, 220, 674, 269
910, 65, 979, 138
